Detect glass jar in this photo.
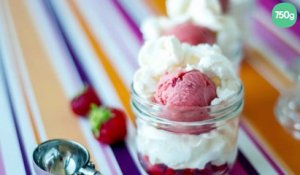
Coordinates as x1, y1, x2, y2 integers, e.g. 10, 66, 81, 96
131, 83, 244, 175
275, 59, 300, 139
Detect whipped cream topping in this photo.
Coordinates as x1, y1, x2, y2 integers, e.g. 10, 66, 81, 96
136, 118, 239, 169
134, 36, 240, 105
141, 0, 241, 65
166, 0, 224, 30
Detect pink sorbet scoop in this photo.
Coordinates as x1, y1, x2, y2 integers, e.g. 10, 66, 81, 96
162, 22, 216, 46
154, 70, 217, 107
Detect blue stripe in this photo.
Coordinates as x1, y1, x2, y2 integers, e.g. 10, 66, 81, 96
41, 0, 141, 174
0, 50, 31, 174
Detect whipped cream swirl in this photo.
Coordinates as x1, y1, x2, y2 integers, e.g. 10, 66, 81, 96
134, 36, 240, 105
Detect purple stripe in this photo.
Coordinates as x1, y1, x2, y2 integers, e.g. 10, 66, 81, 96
43, 1, 141, 174
241, 123, 285, 174
237, 150, 259, 175
258, 0, 300, 40
254, 19, 299, 66
230, 161, 248, 175
42, 0, 89, 84
0, 147, 6, 175
111, 142, 140, 175
0, 51, 31, 174
111, 0, 143, 44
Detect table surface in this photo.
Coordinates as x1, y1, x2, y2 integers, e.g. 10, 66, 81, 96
0, 0, 299, 174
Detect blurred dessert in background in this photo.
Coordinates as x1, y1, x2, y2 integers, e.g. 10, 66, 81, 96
141, 0, 243, 70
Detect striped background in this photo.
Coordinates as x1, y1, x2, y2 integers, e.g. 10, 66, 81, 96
0, 0, 299, 174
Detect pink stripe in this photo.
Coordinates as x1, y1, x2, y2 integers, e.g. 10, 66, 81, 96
241, 123, 285, 174
230, 161, 248, 175
0, 147, 6, 175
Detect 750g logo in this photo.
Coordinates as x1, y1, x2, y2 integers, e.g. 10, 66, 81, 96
272, 2, 297, 28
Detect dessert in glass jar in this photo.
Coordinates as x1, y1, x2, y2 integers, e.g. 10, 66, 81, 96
131, 36, 244, 175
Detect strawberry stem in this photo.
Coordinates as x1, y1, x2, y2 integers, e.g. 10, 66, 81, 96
88, 106, 111, 137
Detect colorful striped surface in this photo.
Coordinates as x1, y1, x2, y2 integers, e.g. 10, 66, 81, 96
0, 0, 299, 174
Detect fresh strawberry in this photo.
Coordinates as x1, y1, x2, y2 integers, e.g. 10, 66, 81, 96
164, 168, 175, 175
147, 164, 166, 175
71, 85, 101, 116
89, 106, 127, 145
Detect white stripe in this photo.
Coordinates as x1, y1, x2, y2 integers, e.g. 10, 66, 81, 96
247, 39, 293, 92
2, 1, 48, 142
238, 127, 283, 174
118, 0, 152, 26
92, 0, 141, 54
50, 0, 126, 174
24, 1, 117, 175
94, 0, 141, 53
51, 0, 119, 107
77, 2, 146, 173
52, 0, 146, 174
0, 41, 26, 175
75, 0, 137, 88
254, 7, 300, 55
25, 0, 83, 99
0, 1, 39, 174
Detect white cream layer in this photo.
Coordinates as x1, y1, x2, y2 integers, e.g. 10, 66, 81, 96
136, 118, 238, 169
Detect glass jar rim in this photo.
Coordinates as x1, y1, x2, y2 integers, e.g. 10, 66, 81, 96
131, 81, 244, 126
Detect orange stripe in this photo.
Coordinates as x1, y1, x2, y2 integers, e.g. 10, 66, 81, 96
21, 87, 42, 143
240, 49, 298, 174
68, 1, 135, 125
144, 0, 166, 15
7, 0, 96, 161
1, 3, 41, 143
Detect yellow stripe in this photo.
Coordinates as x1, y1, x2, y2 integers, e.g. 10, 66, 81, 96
68, 1, 136, 125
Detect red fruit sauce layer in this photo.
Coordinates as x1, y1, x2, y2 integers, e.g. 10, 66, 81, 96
138, 155, 229, 175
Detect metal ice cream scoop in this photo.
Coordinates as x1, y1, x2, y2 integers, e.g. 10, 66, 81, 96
33, 139, 101, 175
